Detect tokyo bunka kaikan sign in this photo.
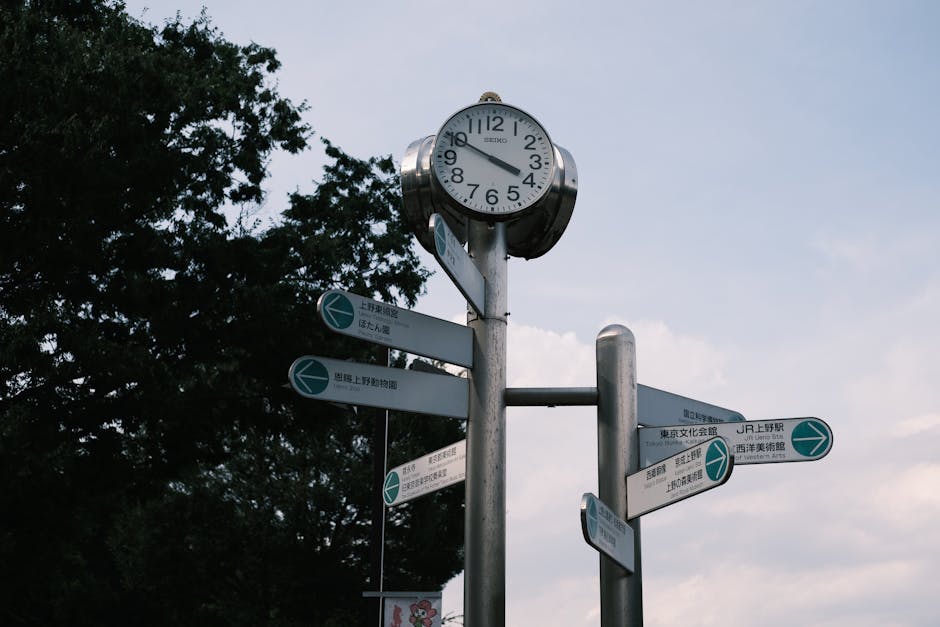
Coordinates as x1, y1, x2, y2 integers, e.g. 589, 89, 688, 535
638, 417, 833, 467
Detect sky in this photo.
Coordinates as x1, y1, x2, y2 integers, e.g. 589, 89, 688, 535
125, 1, 940, 625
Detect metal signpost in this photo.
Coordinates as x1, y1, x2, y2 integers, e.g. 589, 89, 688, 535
318, 289, 473, 368
286, 93, 835, 627
288, 355, 468, 419
638, 417, 833, 467
626, 436, 734, 520
383, 440, 467, 507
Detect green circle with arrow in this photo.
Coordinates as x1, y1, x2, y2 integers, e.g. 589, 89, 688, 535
292, 358, 330, 396
705, 438, 730, 481
791, 420, 831, 458
321, 292, 355, 330
383, 471, 401, 505
586, 497, 598, 540
434, 219, 447, 258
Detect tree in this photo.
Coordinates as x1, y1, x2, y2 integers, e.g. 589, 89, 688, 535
0, 2, 464, 624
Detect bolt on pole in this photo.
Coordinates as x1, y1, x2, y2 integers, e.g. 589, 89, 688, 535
464, 220, 509, 627
596, 325, 643, 626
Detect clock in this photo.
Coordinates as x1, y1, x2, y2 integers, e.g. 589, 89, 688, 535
430, 101, 556, 219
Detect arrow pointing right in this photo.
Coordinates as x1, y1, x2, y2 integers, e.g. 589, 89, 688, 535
791, 419, 831, 457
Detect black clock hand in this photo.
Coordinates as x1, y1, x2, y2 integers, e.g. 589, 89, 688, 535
445, 132, 522, 176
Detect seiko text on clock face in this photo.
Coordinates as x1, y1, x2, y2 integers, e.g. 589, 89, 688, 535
431, 103, 555, 217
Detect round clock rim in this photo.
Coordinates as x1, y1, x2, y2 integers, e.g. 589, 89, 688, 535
430, 101, 556, 219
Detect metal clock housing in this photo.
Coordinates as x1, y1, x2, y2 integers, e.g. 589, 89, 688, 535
430, 102, 555, 219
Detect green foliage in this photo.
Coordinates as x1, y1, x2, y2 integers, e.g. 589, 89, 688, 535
0, 2, 461, 625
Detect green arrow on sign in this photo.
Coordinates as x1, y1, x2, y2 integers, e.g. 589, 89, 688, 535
705, 438, 730, 481
434, 219, 447, 258
791, 419, 831, 457
383, 471, 401, 505
292, 358, 329, 395
320, 292, 355, 329
586, 497, 598, 539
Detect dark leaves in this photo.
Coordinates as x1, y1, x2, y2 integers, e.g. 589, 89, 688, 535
0, 2, 460, 625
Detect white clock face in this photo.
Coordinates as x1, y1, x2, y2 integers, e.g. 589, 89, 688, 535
431, 103, 555, 217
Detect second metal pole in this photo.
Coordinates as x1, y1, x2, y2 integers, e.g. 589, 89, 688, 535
464, 220, 508, 627
596, 324, 643, 626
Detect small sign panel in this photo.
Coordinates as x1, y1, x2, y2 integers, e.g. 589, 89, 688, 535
317, 290, 473, 368
637, 384, 745, 427
382, 595, 442, 627
288, 355, 468, 418
580, 493, 635, 573
627, 436, 734, 520
384, 439, 466, 506
638, 417, 833, 467
429, 214, 485, 316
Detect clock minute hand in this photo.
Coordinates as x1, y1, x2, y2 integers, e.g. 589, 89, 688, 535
485, 152, 522, 177
445, 133, 522, 176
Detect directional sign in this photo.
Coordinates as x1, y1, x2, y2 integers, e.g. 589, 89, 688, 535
384, 439, 466, 506
429, 213, 485, 316
626, 436, 734, 520
289, 355, 468, 418
318, 290, 473, 368
637, 384, 745, 427
638, 417, 833, 467
580, 493, 635, 573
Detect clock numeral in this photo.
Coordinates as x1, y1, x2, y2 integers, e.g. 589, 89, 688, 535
522, 173, 536, 188
451, 167, 464, 183
507, 185, 520, 202
486, 189, 499, 205
524, 135, 537, 150
529, 153, 543, 170
468, 116, 505, 133
443, 149, 457, 166
467, 183, 479, 198
449, 131, 468, 147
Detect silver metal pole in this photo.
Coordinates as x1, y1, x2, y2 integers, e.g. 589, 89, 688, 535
596, 325, 642, 627
464, 220, 508, 627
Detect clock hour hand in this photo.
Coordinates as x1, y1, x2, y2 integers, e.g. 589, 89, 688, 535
445, 132, 521, 176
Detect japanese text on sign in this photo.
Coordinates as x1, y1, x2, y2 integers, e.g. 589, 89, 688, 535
332, 371, 398, 389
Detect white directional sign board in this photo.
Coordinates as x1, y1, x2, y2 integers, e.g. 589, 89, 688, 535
429, 213, 485, 316
627, 436, 734, 520
383, 439, 466, 506
637, 384, 745, 427
317, 290, 473, 368
288, 355, 468, 418
638, 417, 833, 467
580, 493, 635, 573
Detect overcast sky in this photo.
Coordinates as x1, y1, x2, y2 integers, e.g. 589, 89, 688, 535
126, 1, 940, 625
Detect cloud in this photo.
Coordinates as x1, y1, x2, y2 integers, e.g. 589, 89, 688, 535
645, 558, 929, 627
892, 412, 940, 437
507, 323, 596, 387
602, 318, 732, 396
